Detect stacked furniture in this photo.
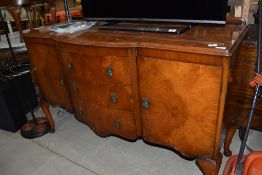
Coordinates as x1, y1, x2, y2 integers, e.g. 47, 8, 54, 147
224, 24, 262, 156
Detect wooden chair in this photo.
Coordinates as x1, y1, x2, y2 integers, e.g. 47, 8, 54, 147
44, 0, 82, 25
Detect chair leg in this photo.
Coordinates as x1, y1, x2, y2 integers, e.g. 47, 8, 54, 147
6, 6, 24, 43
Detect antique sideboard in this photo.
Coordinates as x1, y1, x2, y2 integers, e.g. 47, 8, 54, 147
23, 22, 248, 175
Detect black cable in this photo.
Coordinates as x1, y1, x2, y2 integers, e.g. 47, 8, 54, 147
238, 128, 254, 152
246, 144, 254, 152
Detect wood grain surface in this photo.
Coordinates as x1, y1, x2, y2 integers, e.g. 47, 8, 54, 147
23, 22, 248, 175
138, 56, 222, 157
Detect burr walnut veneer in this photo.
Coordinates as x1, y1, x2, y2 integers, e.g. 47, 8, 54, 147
23, 23, 248, 175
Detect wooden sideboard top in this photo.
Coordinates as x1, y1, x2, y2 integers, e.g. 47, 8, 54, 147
23, 23, 248, 56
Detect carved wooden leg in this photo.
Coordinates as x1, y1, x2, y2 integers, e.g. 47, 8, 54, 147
196, 152, 223, 175
40, 97, 55, 133
223, 125, 237, 157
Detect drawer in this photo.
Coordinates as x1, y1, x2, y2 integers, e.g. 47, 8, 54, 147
69, 78, 134, 111
63, 52, 131, 85
74, 101, 137, 140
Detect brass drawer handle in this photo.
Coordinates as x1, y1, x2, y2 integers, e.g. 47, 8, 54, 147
67, 60, 73, 70
79, 106, 84, 116
59, 76, 66, 86
142, 98, 150, 109
110, 93, 118, 104
114, 120, 120, 129
72, 83, 78, 92
106, 67, 113, 78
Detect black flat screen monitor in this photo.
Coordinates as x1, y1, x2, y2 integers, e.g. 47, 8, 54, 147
82, 0, 228, 24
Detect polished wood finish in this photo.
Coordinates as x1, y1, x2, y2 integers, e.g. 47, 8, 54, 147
128, 48, 142, 137
23, 22, 248, 174
40, 97, 55, 133
26, 39, 73, 132
224, 25, 262, 156
196, 152, 223, 175
60, 49, 132, 85
138, 55, 222, 157
26, 39, 73, 111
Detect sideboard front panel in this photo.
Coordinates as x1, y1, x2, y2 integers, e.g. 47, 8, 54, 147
26, 41, 72, 111
58, 45, 138, 139
138, 56, 223, 157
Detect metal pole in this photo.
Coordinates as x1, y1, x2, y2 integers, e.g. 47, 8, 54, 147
235, 85, 260, 171
256, 0, 262, 74
0, 9, 17, 63
63, 0, 72, 23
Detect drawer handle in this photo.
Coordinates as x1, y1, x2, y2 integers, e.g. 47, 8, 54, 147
110, 93, 118, 104
142, 98, 150, 109
72, 83, 78, 92
114, 120, 120, 129
79, 106, 84, 116
67, 60, 73, 70
59, 76, 65, 86
106, 67, 113, 78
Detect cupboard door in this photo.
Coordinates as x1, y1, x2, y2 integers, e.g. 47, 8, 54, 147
26, 42, 72, 111
138, 57, 222, 157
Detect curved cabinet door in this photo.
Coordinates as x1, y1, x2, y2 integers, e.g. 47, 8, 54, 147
26, 41, 72, 111
138, 56, 222, 158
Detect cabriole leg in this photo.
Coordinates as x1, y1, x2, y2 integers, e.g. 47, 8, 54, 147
40, 97, 55, 133
223, 125, 237, 157
196, 152, 223, 175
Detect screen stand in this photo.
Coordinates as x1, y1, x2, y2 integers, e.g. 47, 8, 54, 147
99, 21, 193, 34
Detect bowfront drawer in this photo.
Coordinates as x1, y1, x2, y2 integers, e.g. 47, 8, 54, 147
74, 101, 137, 139
63, 52, 131, 86
99, 107, 137, 139
69, 78, 134, 111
